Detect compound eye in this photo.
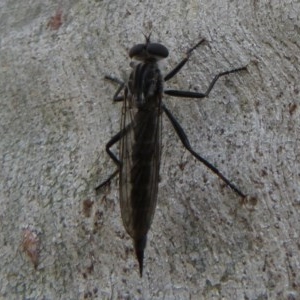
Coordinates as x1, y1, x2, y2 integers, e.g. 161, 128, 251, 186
129, 44, 145, 58
147, 43, 169, 59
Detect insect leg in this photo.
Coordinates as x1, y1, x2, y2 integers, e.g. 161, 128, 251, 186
105, 75, 125, 102
96, 76, 128, 191
95, 125, 130, 191
164, 39, 206, 82
162, 104, 246, 198
164, 66, 247, 98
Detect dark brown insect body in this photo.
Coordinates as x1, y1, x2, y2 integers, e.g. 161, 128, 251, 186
97, 35, 248, 276
121, 65, 163, 270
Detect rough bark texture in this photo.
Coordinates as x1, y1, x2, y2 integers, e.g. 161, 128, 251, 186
1, 1, 299, 299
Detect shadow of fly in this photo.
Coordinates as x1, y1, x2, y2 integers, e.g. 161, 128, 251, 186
96, 34, 248, 277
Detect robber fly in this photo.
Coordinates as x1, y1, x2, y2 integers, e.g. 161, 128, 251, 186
96, 34, 248, 276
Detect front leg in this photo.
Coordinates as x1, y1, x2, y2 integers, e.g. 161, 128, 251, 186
164, 39, 206, 82
104, 75, 125, 102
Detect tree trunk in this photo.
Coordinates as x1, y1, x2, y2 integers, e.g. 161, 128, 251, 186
1, 1, 299, 299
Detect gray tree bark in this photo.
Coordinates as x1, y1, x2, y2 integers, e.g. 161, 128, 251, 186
1, 0, 299, 299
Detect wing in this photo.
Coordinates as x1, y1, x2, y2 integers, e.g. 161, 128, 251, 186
119, 91, 162, 240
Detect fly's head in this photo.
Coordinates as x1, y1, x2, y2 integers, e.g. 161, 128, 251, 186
129, 34, 169, 63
